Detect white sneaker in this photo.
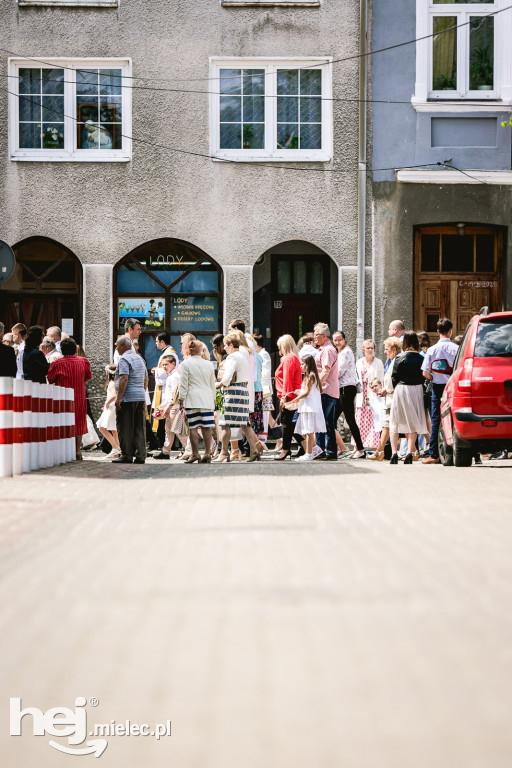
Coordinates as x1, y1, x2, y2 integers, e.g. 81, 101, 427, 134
107, 448, 121, 458
295, 453, 313, 462
311, 445, 322, 458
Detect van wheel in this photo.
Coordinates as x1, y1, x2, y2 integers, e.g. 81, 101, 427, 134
438, 421, 453, 466
453, 427, 473, 467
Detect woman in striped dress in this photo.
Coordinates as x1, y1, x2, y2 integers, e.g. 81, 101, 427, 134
178, 340, 216, 464
214, 333, 261, 463
47, 337, 92, 461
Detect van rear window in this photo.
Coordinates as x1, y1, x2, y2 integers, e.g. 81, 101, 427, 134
474, 319, 512, 357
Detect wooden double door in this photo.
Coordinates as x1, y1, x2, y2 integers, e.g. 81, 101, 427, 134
415, 225, 503, 343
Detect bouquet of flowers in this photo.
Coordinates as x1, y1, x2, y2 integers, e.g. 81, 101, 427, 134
215, 389, 224, 414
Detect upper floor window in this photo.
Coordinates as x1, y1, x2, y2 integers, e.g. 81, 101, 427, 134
414, 1, 511, 103
209, 58, 332, 162
9, 58, 131, 161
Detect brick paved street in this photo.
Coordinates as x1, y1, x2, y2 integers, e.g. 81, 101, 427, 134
1, 454, 512, 768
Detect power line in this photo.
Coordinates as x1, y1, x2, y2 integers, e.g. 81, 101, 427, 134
1, 2, 511, 85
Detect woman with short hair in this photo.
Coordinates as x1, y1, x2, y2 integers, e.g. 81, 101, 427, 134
389, 331, 428, 464
47, 337, 92, 461
214, 333, 261, 462
178, 339, 216, 463
332, 330, 363, 458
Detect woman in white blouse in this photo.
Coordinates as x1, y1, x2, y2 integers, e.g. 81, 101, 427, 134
355, 338, 385, 450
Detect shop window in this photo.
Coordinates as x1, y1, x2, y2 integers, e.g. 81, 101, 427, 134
114, 240, 222, 357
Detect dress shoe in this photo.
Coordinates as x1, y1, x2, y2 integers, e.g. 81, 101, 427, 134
389, 453, 399, 465
274, 450, 291, 461
152, 452, 170, 460
112, 456, 133, 464
294, 444, 306, 458
422, 457, 439, 464
133, 458, 145, 464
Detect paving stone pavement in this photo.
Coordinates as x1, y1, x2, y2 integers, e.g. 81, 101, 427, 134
1, 453, 512, 768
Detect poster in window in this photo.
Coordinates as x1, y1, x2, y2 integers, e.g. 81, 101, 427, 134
118, 298, 165, 329
171, 297, 219, 332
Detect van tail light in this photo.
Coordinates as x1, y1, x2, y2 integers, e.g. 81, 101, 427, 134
482, 419, 497, 428
458, 358, 473, 391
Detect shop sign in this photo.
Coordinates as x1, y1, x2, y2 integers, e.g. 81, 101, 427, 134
118, 298, 165, 328
171, 297, 218, 331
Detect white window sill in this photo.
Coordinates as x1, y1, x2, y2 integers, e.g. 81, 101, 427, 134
221, 1, 320, 6
11, 153, 130, 162
396, 169, 512, 184
411, 99, 512, 113
212, 152, 331, 162
18, 1, 118, 6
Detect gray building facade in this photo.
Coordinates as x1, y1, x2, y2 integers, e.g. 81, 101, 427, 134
0, 0, 373, 377
372, 0, 512, 344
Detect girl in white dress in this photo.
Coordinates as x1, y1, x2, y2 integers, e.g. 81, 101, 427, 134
287, 355, 326, 462
96, 365, 121, 458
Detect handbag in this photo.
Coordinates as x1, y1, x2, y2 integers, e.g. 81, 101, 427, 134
81, 415, 99, 448
170, 406, 189, 436
356, 382, 363, 394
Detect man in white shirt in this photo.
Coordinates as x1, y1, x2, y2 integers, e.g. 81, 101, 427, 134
150, 332, 179, 444
11, 323, 27, 379
46, 325, 62, 353
421, 317, 459, 464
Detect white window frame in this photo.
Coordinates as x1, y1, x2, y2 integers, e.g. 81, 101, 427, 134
209, 57, 333, 162
413, 0, 512, 107
9, 57, 132, 162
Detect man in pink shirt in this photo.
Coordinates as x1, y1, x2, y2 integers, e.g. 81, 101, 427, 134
313, 323, 339, 460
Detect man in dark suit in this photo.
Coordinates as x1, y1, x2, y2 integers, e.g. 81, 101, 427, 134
0, 322, 17, 377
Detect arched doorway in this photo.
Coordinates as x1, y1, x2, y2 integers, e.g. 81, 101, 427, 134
114, 239, 223, 369
253, 240, 338, 352
0, 237, 83, 341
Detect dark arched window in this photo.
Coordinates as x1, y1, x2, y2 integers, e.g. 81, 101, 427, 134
114, 239, 223, 367
0, 237, 82, 342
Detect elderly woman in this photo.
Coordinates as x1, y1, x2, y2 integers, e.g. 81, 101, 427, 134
178, 339, 216, 463
355, 338, 385, 450
274, 334, 304, 461
214, 333, 261, 462
47, 337, 92, 461
389, 331, 428, 464
367, 337, 402, 461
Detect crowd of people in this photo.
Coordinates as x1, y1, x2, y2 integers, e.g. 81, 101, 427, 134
1, 314, 505, 465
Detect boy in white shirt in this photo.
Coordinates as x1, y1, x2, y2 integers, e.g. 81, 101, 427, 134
152, 356, 185, 460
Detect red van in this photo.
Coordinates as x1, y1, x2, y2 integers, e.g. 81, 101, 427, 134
438, 312, 512, 466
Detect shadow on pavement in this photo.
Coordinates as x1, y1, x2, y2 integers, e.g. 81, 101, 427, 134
32, 455, 376, 480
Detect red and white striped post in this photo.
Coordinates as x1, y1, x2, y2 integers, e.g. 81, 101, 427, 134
30, 382, 40, 471
65, 388, 76, 462
58, 386, 67, 465
0, 377, 13, 478
12, 379, 24, 476
22, 380, 32, 474
38, 383, 48, 469
44, 384, 54, 468
52, 386, 61, 466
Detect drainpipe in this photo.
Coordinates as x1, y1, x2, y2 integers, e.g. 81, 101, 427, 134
356, 0, 368, 355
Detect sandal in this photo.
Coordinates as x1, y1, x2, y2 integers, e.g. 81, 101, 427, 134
368, 450, 384, 461
230, 450, 241, 462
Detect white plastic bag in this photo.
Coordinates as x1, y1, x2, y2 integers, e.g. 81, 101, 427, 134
82, 414, 100, 448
